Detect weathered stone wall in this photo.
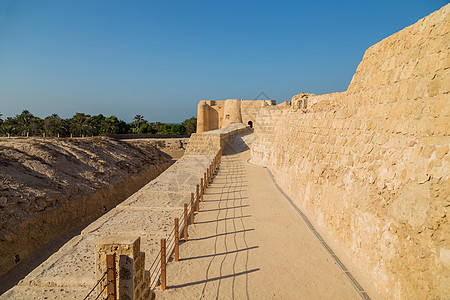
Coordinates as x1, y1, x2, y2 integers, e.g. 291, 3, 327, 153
222, 99, 243, 127
251, 4, 449, 299
196, 99, 275, 132
186, 123, 249, 155
197, 100, 225, 132
241, 100, 269, 128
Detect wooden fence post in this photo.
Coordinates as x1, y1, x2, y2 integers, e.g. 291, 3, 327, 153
174, 218, 179, 262
200, 178, 204, 202
161, 239, 166, 290
106, 253, 116, 300
190, 193, 194, 224
196, 189, 200, 212
196, 184, 199, 204
184, 204, 188, 241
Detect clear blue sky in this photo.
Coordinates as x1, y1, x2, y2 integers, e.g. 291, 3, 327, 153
0, 0, 446, 123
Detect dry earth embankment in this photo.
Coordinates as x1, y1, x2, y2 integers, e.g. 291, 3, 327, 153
0, 136, 172, 277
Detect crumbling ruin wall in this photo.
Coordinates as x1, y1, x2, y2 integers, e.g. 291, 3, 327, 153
251, 4, 449, 299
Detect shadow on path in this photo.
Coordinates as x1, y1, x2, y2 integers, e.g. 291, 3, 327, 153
168, 269, 260, 289
189, 229, 255, 241
180, 246, 259, 261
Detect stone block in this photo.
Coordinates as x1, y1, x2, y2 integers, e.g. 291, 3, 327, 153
95, 235, 141, 299
82, 208, 182, 237
18, 235, 98, 288
427, 73, 442, 97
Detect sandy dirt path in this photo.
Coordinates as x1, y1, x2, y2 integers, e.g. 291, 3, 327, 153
155, 142, 364, 300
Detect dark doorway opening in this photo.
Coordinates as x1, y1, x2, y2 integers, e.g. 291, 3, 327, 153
248, 121, 253, 128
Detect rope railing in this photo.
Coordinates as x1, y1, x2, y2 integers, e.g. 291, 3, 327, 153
82, 148, 223, 298
94, 282, 109, 300
84, 252, 116, 300
83, 270, 108, 300
156, 147, 223, 291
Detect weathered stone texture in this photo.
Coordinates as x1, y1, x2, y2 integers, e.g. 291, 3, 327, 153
251, 4, 449, 299
95, 236, 152, 300
186, 123, 249, 155
196, 99, 275, 132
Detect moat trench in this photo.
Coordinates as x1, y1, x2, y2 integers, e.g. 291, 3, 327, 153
0, 161, 172, 294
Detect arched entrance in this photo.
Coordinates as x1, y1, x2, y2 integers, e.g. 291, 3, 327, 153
248, 121, 253, 128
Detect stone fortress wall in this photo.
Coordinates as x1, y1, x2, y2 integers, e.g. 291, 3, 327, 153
196, 99, 276, 132
251, 4, 449, 299
185, 123, 249, 155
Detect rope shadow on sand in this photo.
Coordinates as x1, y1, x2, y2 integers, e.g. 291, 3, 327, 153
194, 215, 251, 225
202, 197, 249, 202
189, 229, 255, 242
179, 246, 259, 261
204, 190, 247, 195
200, 205, 249, 213
168, 268, 260, 289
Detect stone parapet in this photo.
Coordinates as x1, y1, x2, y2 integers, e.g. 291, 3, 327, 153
186, 123, 250, 155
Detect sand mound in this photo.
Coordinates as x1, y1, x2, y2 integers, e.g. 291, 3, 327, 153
0, 136, 171, 276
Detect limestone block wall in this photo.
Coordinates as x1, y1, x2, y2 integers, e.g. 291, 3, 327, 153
241, 100, 273, 128
196, 100, 276, 132
251, 4, 449, 299
222, 99, 243, 127
186, 123, 249, 155
196, 100, 225, 132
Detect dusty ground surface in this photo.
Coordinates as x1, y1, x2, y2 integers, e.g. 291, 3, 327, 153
0, 136, 171, 279
124, 138, 189, 161
154, 135, 373, 300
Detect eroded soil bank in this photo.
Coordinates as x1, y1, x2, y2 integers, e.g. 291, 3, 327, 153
0, 136, 173, 277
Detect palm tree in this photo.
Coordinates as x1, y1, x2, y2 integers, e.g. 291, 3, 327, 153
132, 115, 146, 134
44, 114, 64, 137
70, 113, 92, 137
101, 116, 119, 134
28, 117, 43, 136
16, 110, 33, 136
0, 117, 17, 137
134, 115, 144, 128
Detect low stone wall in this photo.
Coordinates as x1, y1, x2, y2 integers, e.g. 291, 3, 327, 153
251, 4, 449, 299
186, 123, 249, 155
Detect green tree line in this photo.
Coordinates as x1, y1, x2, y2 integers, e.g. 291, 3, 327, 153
0, 110, 197, 137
